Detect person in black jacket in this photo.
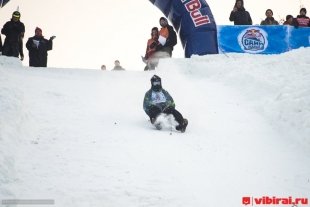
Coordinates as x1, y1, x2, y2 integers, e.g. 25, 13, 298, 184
229, 0, 252, 25
157, 17, 177, 57
260, 9, 279, 25
1, 11, 25, 59
26, 27, 55, 67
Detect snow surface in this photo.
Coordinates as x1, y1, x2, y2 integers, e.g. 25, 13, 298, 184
0, 49, 310, 207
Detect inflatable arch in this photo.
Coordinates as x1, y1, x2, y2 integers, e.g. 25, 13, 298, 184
150, 0, 219, 57
0, 0, 10, 8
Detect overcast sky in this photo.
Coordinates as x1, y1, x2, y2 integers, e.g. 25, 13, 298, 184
1, 0, 309, 70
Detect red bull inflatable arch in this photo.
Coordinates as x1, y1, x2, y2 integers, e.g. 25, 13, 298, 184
149, 0, 219, 57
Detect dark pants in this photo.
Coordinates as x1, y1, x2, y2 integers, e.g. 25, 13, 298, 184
160, 47, 173, 57
147, 105, 184, 126
2, 42, 19, 57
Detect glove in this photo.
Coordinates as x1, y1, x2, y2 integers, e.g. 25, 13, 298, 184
49, 36, 56, 41
167, 101, 175, 108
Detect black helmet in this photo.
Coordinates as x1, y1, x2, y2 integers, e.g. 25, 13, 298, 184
12, 11, 21, 18
150, 75, 162, 91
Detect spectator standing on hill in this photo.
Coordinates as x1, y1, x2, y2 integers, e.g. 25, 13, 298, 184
295, 8, 310, 27
229, 0, 252, 25
101, 65, 106, 70
1, 11, 25, 60
260, 9, 279, 25
143, 27, 160, 71
157, 17, 177, 57
283, 15, 294, 26
26, 27, 55, 67
112, 60, 125, 70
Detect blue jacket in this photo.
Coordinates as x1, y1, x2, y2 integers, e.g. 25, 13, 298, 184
143, 88, 175, 115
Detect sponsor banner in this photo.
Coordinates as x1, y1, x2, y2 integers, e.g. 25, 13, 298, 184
218, 25, 310, 54
289, 26, 310, 49
218, 25, 289, 54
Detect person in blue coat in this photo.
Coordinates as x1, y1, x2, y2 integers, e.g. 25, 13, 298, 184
143, 75, 188, 132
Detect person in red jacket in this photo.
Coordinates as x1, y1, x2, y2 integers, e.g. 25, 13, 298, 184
143, 27, 160, 71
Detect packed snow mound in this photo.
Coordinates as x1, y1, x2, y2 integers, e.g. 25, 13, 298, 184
0, 48, 309, 207
159, 47, 310, 147
0, 56, 22, 68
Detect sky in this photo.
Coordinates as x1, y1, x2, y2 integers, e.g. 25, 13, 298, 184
0, 0, 309, 70
1, 48, 310, 206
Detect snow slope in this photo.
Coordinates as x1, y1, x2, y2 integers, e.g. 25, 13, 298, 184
0, 49, 310, 207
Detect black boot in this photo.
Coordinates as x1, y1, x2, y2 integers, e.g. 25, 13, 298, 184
176, 118, 188, 133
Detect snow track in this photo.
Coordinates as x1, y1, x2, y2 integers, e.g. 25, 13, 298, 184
1, 50, 309, 206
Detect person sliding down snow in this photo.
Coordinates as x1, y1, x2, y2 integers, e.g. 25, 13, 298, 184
143, 75, 188, 132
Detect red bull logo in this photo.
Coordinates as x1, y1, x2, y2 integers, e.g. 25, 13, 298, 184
238, 27, 268, 53
181, 0, 210, 27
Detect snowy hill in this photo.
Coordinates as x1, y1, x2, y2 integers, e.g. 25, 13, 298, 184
1, 50, 310, 207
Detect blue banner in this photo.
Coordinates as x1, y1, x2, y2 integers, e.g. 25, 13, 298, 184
218, 25, 310, 54
150, 0, 219, 57
289, 26, 310, 50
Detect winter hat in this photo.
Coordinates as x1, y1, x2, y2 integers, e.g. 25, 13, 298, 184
300, 8, 307, 14
12, 11, 20, 18
151, 75, 162, 91
35, 27, 42, 33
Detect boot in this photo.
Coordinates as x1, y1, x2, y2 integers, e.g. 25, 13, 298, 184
176, 118, 188, 133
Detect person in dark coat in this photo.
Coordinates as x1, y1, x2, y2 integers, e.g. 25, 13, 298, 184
157, 17, 177, 57
26, 27, 55, 67
1, 11, 25, 59
229, 0, 252, 25
260, 9, 279, 25
283, 15, 294, 26
143, 75, 188, 132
